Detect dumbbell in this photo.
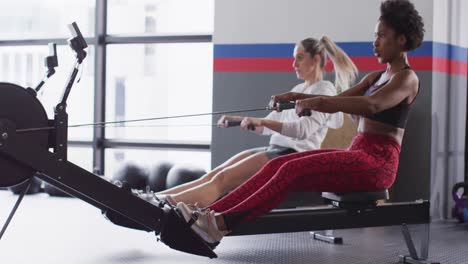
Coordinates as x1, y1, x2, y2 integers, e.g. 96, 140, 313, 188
9, 177, 43, 195
147, 161, 174, 192
165, 164, 206, 189
112, 162, 149, 191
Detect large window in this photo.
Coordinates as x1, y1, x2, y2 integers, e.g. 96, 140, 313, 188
0, 1, 95, 39
0, 46, 95, 142
105, 43, 213, 142
69, 147, 94, 171
107, 0, 214, 35
0, 0, 214, 176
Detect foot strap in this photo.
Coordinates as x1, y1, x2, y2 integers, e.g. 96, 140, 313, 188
187, 211, 200, 227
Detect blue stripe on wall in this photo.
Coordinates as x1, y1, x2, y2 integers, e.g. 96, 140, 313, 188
214, 41, 468, 62
432, 42, 468, 61
214, 43, 294, 58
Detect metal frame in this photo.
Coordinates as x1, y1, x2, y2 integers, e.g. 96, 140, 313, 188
0, 38, 92, 46
310, 230, 343, 244
105, 34, 212, 44
229, 201, 430, 236
93, 0, 107, 175
102, 139, 210, 151
0, 120, 164, 231
226, 199, 438, 263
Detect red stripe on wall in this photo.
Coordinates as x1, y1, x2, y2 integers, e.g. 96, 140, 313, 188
431, 57, 468, 76
213, 58, 294, 72
214, 57, 467, 76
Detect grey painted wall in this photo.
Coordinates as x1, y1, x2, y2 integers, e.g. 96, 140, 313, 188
431, 72, 467, 219
211, 72, 299, 167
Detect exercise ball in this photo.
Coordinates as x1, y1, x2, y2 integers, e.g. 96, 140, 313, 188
165, 164, 206, 189
9, 177, 43, 195
112, 162, 149, 190
147, 161, 174, 192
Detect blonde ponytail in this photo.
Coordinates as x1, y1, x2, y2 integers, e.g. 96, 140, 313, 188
319, 36, 358, 93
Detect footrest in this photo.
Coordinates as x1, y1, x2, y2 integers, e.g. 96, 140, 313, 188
159, 207, 218, 259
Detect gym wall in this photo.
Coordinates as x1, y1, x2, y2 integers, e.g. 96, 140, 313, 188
430, 0, 468, 219
211, 0, 467, 219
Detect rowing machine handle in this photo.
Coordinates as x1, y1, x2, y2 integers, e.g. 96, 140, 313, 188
274, 101, 311, 116
224, 120, 255, 131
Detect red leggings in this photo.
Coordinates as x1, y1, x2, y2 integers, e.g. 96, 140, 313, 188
208, 133, 401, 229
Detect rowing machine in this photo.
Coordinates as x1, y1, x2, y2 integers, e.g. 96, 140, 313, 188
0, 22, 217, 259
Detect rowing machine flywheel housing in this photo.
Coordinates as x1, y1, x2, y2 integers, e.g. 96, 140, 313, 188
0, 82, 49, 187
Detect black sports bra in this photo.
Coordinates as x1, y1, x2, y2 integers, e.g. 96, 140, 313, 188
363, 66, 419, 128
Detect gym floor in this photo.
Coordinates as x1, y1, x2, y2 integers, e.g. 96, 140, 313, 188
0, 191, 467, 264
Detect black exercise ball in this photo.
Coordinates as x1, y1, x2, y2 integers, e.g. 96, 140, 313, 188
112, 162, 149, 191
9, 177, 43, 195
147, 161, 174, 192
44, 183, 71, 197
165, 164, 206, 189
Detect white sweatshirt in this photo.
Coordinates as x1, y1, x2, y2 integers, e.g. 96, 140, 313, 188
262, 80, 343, 152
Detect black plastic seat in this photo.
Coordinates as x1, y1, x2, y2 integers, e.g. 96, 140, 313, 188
322, 189, 389, 202
321, 190, 389, 211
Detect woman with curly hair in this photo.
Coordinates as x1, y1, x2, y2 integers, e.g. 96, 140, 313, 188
174, 0, 425, 248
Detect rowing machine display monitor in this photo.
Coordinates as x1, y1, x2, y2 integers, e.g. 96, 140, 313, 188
32, 43, 59, 93
45, 43, 59, 78
67, 22, 87, 63
59, 22, 88, 107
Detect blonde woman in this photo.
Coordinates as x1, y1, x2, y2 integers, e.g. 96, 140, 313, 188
158, 36, 358, 207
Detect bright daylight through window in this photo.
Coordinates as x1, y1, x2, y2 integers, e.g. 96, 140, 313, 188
0, 0, 214, 174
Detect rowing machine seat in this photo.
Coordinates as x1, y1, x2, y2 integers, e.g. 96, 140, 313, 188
321, 190, 389, 211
